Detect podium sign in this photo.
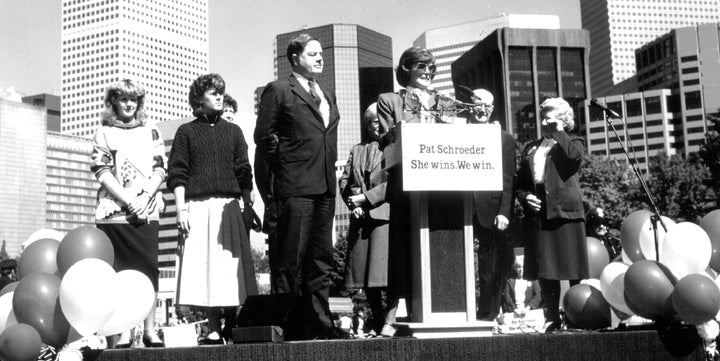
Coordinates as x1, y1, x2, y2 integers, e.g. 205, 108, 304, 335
392, 123, 503, 191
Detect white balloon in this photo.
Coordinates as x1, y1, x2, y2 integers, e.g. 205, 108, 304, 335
662, 222, 712, 279
59, 258, 117, 336
580, 278, 601, 290
96, 270, 155, 336
639, 216, 675, 261
599, 262, 633, 316
0, 292, 17, 331
24, 228, 65, 248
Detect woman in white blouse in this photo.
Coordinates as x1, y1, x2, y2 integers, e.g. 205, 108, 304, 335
515, 97, 588, 332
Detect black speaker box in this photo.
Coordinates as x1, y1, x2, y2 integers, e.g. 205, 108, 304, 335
235, 293, 304, 341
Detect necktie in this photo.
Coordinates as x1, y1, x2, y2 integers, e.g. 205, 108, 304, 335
308, 79, 322, 107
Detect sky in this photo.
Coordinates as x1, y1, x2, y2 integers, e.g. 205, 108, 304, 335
0, 0, 581, 116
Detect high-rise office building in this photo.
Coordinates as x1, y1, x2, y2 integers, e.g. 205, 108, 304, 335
60, 0, 209, 137
583, 89, 677, 171
272, 24, 394, 234
452, 28, 591, 145
23, 94, 61, 132
414, 14, 560, 96
580, 0, 720, 97
634, 23, 720, 155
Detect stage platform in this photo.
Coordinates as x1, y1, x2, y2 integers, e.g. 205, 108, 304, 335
92, 329, 705, 361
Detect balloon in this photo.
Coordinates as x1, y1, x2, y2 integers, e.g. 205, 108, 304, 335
0, 292, 17, 332
59, 259, 117, 336
0, 281, 18, 298
16, 238, 60, 279
700, 210, 720, 273
620, 210, 675, 262
620, 210, 652, 262
96, 270, 155, 336
661, 222, 711, 279
672, 274, 720, 325
12, 273, 70, 347
24, 229, 64, 248
580, 278, 601, 290
587, 237, 610, 279
57, 226, 114, 277
599, 262, 633, 316
624, 260, 677, 320
562, 284, 611, 330
0, 323, 42, 361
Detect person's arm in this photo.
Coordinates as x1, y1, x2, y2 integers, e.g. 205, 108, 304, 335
167, 126, 191, 232
128, 126, 167, 216
233, 126, 254, 207
90, 128, 133, 206
254, 83, 280, 202
174, 186, 189, 234
495, 134, 517, 230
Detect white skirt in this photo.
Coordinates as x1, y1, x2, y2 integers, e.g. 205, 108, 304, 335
176, 197, 252, 307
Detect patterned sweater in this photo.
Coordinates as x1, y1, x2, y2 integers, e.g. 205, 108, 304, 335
166, 116, 253, 200
90, 121, 167, 223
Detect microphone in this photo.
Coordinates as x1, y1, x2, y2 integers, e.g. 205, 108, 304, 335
435, 91, 461, 104
590, 98, 621, 118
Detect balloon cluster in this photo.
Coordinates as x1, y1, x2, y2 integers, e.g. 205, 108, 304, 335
0, 226, 155, 361
563, 209, 720, 334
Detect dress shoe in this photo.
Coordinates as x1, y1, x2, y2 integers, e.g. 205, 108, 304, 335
142, 331, 165, 348
114, 331, 132, 349
200, 332, 225, 345
380, 323, 396, 338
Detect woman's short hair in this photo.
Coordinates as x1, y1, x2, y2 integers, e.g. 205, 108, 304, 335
396, 46, 435, 87
223, 93, 237, 112
362, 102, 379, 142
101, 79, 147, 126
540, 97, 575, 131
188, 73, 225, 117
286, 33, 319, 67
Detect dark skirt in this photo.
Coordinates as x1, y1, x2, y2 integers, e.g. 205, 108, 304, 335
97, 221, 159, 291
344, 218, 389, 289
523, 185, 589, 281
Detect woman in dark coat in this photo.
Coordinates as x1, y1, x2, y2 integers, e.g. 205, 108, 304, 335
516, 97, 588, 331
339, 103, 390, 336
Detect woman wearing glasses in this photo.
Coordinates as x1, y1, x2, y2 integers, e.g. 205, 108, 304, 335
374, 46, 439, 336
515, 97, 588, 332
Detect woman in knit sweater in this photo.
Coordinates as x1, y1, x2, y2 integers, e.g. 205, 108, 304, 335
90, 79, 166, 348
167, 73, 257, 344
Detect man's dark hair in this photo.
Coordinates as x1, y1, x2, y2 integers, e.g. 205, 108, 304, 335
223, 93, 237, 112
286, 33, 319, 66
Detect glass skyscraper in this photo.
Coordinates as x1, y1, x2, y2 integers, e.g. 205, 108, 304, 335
452, 28, 591, 145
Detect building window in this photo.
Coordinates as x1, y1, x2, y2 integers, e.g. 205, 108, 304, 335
684, 90, 702, 109
645, 96, 661, 114
626, 99, 642, 117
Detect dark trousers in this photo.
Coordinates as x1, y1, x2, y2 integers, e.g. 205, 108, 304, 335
474, 221, 514, 321
263, 199, 281, 294
276, 194, 336, 336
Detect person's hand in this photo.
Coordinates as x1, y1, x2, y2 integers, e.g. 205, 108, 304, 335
348, 194, 367, 208
542, 117, 564, 133
494, 215, 509, 231
177, 208, 190, 234
242, 190, 254, 207
351, 207, 365, 219
526, 194, 542, 213
127, 191, 151, 216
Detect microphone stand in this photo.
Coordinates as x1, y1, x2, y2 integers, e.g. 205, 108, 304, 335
602, 111, 667, 261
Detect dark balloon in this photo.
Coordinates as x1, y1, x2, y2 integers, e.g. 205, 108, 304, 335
56, 226, 114, 277
0, 323, 42, 361
16, 238, 60, 279
562, 284, 611, 330
700, 210, 720, 273
12, 273, 70, 347
0, 282, 18, 298
672, 274, 720, 325
587, 237, 610, 279
624, 260, 677, 320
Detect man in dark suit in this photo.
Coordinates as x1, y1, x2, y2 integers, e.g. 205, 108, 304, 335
468, 89, 517, 321
254, 34, 341, 340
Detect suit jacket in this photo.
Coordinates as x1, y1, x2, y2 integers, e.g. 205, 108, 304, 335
377, 90, 442, 144
254, 75, 340, 199
516, 131, 585, 220
338, 141, 389, 221
472, 128, 516, 229
502, 278, 542, 311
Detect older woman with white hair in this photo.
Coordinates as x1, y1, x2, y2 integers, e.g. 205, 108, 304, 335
515, 97, 587, 332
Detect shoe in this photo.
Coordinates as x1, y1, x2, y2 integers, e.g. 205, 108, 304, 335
544, 320, 562, 333
142, 331, 165, 348
114, 331, 132, 349
200, 332, 225, 345
380, 324, 396, 338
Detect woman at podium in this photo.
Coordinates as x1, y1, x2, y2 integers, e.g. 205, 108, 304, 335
515, 97, 588, 332
375, 46, 438, 336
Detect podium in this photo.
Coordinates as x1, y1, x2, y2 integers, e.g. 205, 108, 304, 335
384, 123, 503, 338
